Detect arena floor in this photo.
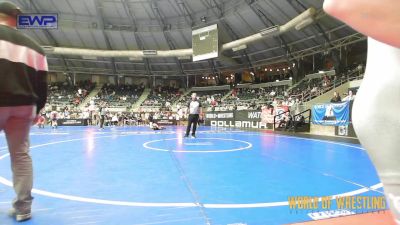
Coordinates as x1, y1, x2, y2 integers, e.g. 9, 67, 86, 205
0, 126, 386, 225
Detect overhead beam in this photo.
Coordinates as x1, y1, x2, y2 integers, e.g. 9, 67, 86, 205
151, 0, 186, 76
175, 0, 195, 27
252, 33, 366, 66
47, 33, 365, 75
122, 0, 152, 75
174, 0, 220, 74
42, 5, 320, 64
246, 0, 294, 63
94, 0, 117, 75
200, 0, 253, 69
287, 0, 333, 48
22, 0, 70, 73
47, 25, 353, 65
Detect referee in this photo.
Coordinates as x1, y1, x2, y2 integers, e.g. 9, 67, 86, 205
185, 93, 202, 138
0, 2, 48, 222
99, 104, 106, 129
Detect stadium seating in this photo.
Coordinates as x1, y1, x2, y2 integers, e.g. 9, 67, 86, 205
94, 84, 144, 108
141, 86, 182, 109
46, 80, 95, 110
176, 90, 229, 108
42, 64, 364, 120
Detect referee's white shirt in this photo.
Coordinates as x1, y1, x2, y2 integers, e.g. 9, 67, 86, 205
188, 100, 201, 115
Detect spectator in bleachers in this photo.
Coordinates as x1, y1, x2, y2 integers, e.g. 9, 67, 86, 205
342, 90, 355, 102
82, 109, 90, 121
63, 108, 70, 119
330, 91, 342, 103
96, 84, 144, 108
141, 85, 181, 110
111, 114, 118, 126
310, 86, 318, 94
47, 80, 95, 110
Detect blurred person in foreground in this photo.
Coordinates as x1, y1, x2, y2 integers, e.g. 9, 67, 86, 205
0, 2, 48, 222
324, 0, 400, 223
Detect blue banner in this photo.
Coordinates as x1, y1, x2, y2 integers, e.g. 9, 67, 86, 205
312, 102, 350, 126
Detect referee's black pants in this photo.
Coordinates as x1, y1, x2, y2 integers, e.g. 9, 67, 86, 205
186, 114, 199, 136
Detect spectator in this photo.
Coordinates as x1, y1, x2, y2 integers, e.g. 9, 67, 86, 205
342, 90, 355, 101
330, 91, 342, 103
50, 109, 58, 129
111, 114, 118, 126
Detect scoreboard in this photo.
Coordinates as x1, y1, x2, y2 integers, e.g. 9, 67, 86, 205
192, 24, 219, 62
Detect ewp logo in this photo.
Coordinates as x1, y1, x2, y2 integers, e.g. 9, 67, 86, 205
17, 14, 58, 29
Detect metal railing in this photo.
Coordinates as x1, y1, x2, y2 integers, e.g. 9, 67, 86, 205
273, 108, 311, 132
300, 70, 364, 102
273, 109, 290, 130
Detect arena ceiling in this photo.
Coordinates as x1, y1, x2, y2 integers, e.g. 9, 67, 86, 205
10, 0, 365, 77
